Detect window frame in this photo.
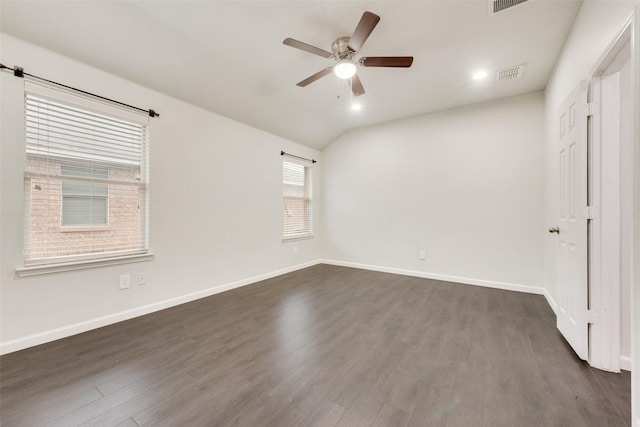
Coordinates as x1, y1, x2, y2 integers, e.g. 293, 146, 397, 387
282, 159, 313, 241
18, 81, 152, 275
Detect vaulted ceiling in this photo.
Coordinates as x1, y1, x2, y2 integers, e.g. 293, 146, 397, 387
1, 1, 582, 149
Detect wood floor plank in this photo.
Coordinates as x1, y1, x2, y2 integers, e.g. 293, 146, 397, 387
114, 418, 140, 427
0, 264, 631, 427
371, 404, 410, 427
2, 385, 103, 427
591, 368, 632, 426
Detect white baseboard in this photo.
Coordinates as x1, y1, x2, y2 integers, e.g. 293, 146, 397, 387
0, 260, 321, 355
543, 288, 559, 316
620, 355, 632, 371
319, 259, 545, 295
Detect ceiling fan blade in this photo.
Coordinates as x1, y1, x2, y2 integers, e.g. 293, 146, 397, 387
360, 56, 414, 68
348, 11, 380, 53
350, 73, 365, 97
296, 68, 333, 87
283, 38, 333, 58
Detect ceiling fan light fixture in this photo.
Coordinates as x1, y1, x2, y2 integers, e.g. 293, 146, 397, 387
334, 60, 357, 79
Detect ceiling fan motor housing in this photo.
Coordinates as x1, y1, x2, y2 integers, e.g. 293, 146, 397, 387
331, 37, 356, 60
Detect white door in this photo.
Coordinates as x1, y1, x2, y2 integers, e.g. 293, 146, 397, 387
553, 82, 589, 360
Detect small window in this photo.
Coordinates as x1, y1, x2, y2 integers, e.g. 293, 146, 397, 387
282, 160, 312, 239
61, 165, 108, 226
24, 82, 150, 264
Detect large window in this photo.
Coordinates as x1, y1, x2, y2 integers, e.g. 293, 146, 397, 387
282, 160, 312, 239
24, 82, 150, 265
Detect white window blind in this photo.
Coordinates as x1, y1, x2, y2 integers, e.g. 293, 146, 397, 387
24, 82, 150, 265
283, 160, 312, 239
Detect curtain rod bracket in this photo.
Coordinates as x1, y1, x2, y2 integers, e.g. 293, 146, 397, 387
14, 66, 24, 78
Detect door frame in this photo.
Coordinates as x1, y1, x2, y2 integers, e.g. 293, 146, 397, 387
631, 5, 639, 426
588, 19, 632, 373
588, 7, 639, 424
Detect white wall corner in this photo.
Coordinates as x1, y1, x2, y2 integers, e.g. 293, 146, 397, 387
620, 355, 632, 372
0, 259, 323, 355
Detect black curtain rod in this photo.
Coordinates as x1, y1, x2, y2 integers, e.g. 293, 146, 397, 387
0, 63, 159, 118
281, 150, 316, 164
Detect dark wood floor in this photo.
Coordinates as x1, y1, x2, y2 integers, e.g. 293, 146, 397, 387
0, 264, 631, 426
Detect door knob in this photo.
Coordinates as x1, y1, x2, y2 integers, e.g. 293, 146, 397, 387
548, 226, 560, 234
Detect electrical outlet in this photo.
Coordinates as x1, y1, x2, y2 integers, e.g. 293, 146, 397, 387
138, 273, 147, 285
419, 250, 426, 260
119, 274, 130, 290
293, 246, 298, 254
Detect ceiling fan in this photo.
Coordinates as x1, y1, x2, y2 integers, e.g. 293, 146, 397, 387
283, 11, 413, 97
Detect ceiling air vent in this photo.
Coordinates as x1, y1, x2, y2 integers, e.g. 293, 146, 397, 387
496, 64, 525, 82
489, 0, 529, 14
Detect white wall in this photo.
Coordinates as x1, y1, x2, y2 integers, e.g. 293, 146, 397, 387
322, 92, 545, 290
0, 34, 322, 352
543, 0, 637, 366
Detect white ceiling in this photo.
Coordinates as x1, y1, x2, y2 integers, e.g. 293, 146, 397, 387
1, 0, 582, 150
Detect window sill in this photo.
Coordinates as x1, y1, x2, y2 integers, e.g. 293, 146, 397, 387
16, 252, 154, 277
282, 234, 314, 242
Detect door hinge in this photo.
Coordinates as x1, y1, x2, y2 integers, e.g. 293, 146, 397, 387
586, 102, 597, 117
581, 206, 595, 220
587, 309, 599, 324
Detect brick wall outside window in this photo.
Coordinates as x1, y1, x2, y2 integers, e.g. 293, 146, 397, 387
26, 157, 142, 259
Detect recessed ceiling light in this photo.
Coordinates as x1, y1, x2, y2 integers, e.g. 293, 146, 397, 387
473, 70, 488, 80
351, 103, 362, 111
